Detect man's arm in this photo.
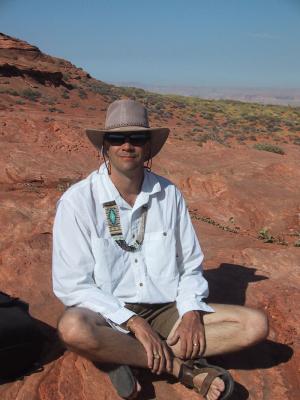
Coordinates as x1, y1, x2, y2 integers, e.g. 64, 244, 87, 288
52, 199, 135, 326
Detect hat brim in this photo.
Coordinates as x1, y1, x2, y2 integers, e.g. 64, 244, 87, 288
86, 126, 169, 159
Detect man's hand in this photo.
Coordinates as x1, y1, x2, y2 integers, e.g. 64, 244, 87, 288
167, 310, 206, 360
129, 316, 173, 375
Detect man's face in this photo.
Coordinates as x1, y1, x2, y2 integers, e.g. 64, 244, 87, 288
103, 132, 151, 175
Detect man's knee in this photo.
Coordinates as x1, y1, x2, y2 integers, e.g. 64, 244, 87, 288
240, 307, 269, 346
57, 307, 106, 348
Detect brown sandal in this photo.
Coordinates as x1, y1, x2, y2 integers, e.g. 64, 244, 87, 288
178, 358, 234, 399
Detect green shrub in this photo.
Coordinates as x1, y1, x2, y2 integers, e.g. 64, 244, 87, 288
62, 73, 70, 81
62, 91, 70, 99
258, 228, 275, 243
78, 89, 87, 99
253, 143, 285, 155
0, 88, 19, 96
22, 89, 41, 101
48, 107, 64, 113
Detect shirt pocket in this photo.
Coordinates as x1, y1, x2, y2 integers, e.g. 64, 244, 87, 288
91, 237, 125, 288
143, 230, 178, 278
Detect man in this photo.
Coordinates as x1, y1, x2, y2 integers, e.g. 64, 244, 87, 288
52, 99, 268, 400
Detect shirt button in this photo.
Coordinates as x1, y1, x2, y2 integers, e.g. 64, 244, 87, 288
163, 232, 167, 236
135, 259, 138, 263
139, 282, 143, 287
132, 234, 135, 239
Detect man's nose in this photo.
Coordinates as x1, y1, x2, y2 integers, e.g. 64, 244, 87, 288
122, 138, 134, 149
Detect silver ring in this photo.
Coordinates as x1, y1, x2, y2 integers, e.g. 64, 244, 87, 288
193, 343, 198, 347
153, 353, 160, 359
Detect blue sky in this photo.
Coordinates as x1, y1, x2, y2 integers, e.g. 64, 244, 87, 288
1, 0, 299, 88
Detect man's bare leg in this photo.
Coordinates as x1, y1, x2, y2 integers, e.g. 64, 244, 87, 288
58, 307, 150, 368
168, 304, 269, 400
58, 304, 268, 400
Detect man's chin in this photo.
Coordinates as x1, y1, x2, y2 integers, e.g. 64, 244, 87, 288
116, 161, 144, 173
121, 158, 142, 166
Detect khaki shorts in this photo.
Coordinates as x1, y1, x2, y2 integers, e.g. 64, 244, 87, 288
125, 302, 179, 339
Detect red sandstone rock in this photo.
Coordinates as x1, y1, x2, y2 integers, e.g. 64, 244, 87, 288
0, 33, 299, 399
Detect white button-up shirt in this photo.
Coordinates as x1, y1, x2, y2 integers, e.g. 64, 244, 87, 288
52, 164, 213, 327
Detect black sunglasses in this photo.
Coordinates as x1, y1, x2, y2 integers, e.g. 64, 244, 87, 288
104, 132, 150, 146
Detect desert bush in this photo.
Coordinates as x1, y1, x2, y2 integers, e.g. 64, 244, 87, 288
62, 90, 70, 99
62, 73, 70, 81
223, 132, 234, 139
155, 103, 165, 111
201, 113, 214, 121
78, 89, 87, 99
243, 114, 257, 122
174, 101, 186, 109
0, 88, 19, 96
258, 228, 275, 243
89, 82, 112, 96
48, 107, 64, 113
22, 89, 42, 101
253, 143, 285, 155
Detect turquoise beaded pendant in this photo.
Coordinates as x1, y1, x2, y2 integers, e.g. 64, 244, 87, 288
108, 208, 117, 225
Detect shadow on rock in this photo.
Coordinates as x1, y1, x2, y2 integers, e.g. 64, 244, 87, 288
206, 340, 292, 400
204, 263, 268, 305
204, 263, 292, 398
34, 318, 65, 366
230, 381, 250, 400
136, 369, 158, 400
209, 340, 293, 371
0, 317, 64, 384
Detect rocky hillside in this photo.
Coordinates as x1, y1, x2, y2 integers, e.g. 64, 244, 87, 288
0, 33, 299, 399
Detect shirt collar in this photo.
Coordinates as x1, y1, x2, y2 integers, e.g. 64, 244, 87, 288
97, 163, 161, 211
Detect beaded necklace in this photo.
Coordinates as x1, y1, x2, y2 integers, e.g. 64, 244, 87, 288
103, 200, 147, 252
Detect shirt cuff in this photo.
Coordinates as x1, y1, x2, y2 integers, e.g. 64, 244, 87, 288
105, 306, 137, 325
176, 297, 214, 317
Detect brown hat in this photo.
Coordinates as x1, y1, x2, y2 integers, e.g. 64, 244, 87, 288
86, 99, 169, 158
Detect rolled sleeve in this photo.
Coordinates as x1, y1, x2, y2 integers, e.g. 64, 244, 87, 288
175, 190, 214, 317
52, 199, 133, 326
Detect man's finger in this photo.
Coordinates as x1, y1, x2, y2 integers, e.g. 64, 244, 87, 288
191, 339, 199, 359
146, 345, 154, 370
180, 338, 187, 359
167, 331, 180, 346
185, 338, 193, 359
151, 351, 160, 374
163, 343, 173, 373
157, 350, 165, 375
199, 334, 206, 356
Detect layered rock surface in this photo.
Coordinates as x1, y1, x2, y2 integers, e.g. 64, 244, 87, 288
0, 33, 299, 399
